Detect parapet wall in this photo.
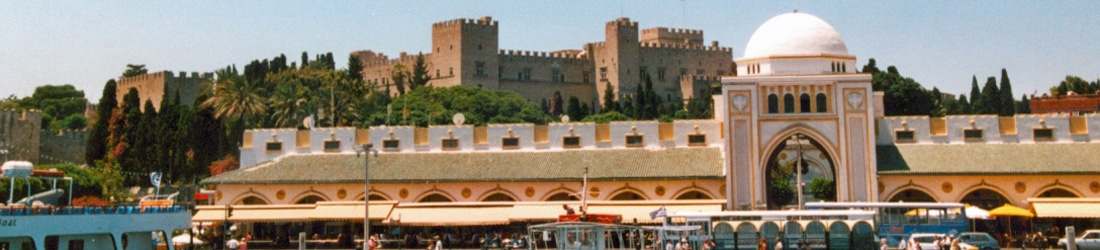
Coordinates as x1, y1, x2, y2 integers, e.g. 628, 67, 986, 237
641, 27, 704, 46
40, 129, 87, 165
238, 120, 724, 168
876, 113, 1100, 145
0, 109, 42, 164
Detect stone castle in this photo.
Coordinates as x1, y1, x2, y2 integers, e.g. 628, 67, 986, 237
116, 70, 213, 111
0, 109, 90, 165
353, 16, 733, 105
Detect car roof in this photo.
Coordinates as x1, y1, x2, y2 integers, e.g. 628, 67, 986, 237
910, 233, 945, 237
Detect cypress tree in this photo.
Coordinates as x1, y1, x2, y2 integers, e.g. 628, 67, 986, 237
958, 94, 970, 114
567, 96, 582, 120
410, 53, 431, 90
980, 77, 1000, 114
1017, 94, 1031, 114
301, 51, 309, 67
999, 69, 1015, 116
602, 82, 616, 113
348, 54, 363, 80
86, 79, 117, 166
969, 76, 980, 111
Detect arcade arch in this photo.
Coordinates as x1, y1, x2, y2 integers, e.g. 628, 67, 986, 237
1036, 187, 1079, 198
416, 192, 456, 203
608, 189, 648, 201
233, 195, 271, 205
959, 188, 1010, 210
886, 188, 938, 202
763, 132, 838, 209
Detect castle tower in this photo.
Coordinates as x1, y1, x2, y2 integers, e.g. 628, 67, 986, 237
430, 16, 500, 89
593, 18, 641, 103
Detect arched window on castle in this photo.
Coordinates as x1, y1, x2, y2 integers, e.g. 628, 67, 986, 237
816, 93, 828, 113
799, 94, 811, 113
783, 94, 795, 113
767, 94, 779, 114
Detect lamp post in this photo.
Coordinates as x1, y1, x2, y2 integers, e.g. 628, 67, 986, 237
793, 134, 805, 210
357, 143, 379, 250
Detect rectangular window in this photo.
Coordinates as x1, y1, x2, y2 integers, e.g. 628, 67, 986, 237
1034, 128, 1054, 141
599, 67, 608, 80
522, 68, 532, 81
475, 62, 485, 76
895, 130, 915, 142
382, 139, 400, 150
436, 69, 440, 78
583, 71, 591, 83
502, 137, 520, 149
639, 66, 647, 79
69, 239, 84, 250
265, 142, 283, 152
449, 67, 454, 76
552, 68, 562, 82
442, 138, 460, 150
562, 136, 581, 148
323, 140, 341, 152
688, 134, 706, 146
963, 129, 983, 141
657, 68, 666, 80
625, 135, 644, 147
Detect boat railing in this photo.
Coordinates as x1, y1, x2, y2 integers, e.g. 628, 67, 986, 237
0, 204, 190, 216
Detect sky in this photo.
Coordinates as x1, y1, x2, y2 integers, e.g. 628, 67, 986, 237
2, 1, 1098, 102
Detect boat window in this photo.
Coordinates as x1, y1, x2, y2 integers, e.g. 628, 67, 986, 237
68, 239, 84, 250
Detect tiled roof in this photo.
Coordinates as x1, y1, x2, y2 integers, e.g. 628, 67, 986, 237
877, 143, 1100, 175
202, 147, 723, 184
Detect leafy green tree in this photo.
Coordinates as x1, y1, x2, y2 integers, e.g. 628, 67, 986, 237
877, 70, 935, 116
348, 54, 363, 80
686, 87, 714, 119
202, 72, 266, 121
122, 64, 148, 78
361, 86, 550, 126
1016, 94, 1031, 114
87, 79, 117, 165
861, 58, 880, 75
566, 96, 584, 121
55, 114, 87, 130
809, 178, 837, 202
18, 85, 88, 130
767, 161, 795, 209
409, 53, 431, 90
580, 111, 630, 123
979, 77, 1000, 114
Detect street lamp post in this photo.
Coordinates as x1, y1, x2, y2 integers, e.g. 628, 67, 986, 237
794, 134, 805, 210
357, 144, 379, 250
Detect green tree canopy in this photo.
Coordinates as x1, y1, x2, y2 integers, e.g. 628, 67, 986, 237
18, 84, 88, 130
122, 64, 148, 78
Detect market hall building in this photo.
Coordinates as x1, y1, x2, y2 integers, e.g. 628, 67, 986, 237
195, 12, 1100, 242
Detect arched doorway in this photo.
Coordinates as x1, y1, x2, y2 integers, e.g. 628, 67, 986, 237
887, 188, 937, 202
294, 195, 327, 204
765, 133, 837, 209
1037, 188, 1078, 198
481, 193, 517, 202
235, 196, 269, 205
544, 192, 579, 201
959, 188, 1009, 210
418, 193, 454, 203
675, 190, 713, 200
609, 190, 647, 201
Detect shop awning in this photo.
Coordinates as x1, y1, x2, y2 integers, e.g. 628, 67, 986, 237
387, 205, 513, 226
1029, 198, 1100, 219
193, 202, 397, 222
509, 203, 575, 222
311, 202, 395, 221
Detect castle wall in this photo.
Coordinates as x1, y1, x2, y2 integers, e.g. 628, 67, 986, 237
497, 51, 596, 103
0, 109, 41, 164
39, 129, 87, 165
640, 27, 704, 46
116, 71, 212, 111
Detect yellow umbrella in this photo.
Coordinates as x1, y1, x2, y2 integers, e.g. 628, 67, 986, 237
988, 204, 1034, 217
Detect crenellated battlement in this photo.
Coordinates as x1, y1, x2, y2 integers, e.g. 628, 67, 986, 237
877, 113, 1100, 145
640, 42, 732, 52
432, 16, 499, 29
118, 71, 213, 86
608, 18, 638, 28
641, 27, 703, 36
498, 49, 590, 60
680, 74, 721, 82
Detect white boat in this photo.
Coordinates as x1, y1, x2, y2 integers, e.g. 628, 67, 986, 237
0, 161, 192, 250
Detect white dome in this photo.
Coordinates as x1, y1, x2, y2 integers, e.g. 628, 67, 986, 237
742, 12, 849, 59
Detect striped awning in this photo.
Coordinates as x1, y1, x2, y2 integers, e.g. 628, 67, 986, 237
193, 201, 397, 222
1029, 198, 1100, 219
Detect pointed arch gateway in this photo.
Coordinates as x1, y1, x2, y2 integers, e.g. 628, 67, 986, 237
763, 131, 838, 209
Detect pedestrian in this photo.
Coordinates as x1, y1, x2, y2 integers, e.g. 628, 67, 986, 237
240, 237, 248, 250
435, 236, 443, 250
898, 237, 908, 250
758, 238, 768, 250
880, 239, 889, 250
226, 237, 240, 250
775, 237, 784, 250
930, 236, 941, 250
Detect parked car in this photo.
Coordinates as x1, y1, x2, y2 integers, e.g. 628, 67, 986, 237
909, 233, 947, 250
956, 232, 999, 250
1059, 230, 1100, 250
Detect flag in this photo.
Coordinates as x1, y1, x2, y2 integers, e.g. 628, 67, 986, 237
649, 205, 667, 219
150, 171, 162, 187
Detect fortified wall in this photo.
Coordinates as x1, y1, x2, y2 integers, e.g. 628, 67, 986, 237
116, 71, 213, 111
238, 119, 723, 168
0, 109, 41, 164
39, 129, 88, 165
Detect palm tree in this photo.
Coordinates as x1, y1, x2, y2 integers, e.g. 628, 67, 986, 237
202, 71, 266, 121
269, 82, 310, 128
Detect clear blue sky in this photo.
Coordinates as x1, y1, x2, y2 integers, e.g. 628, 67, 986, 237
2, 1, 1098, 102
